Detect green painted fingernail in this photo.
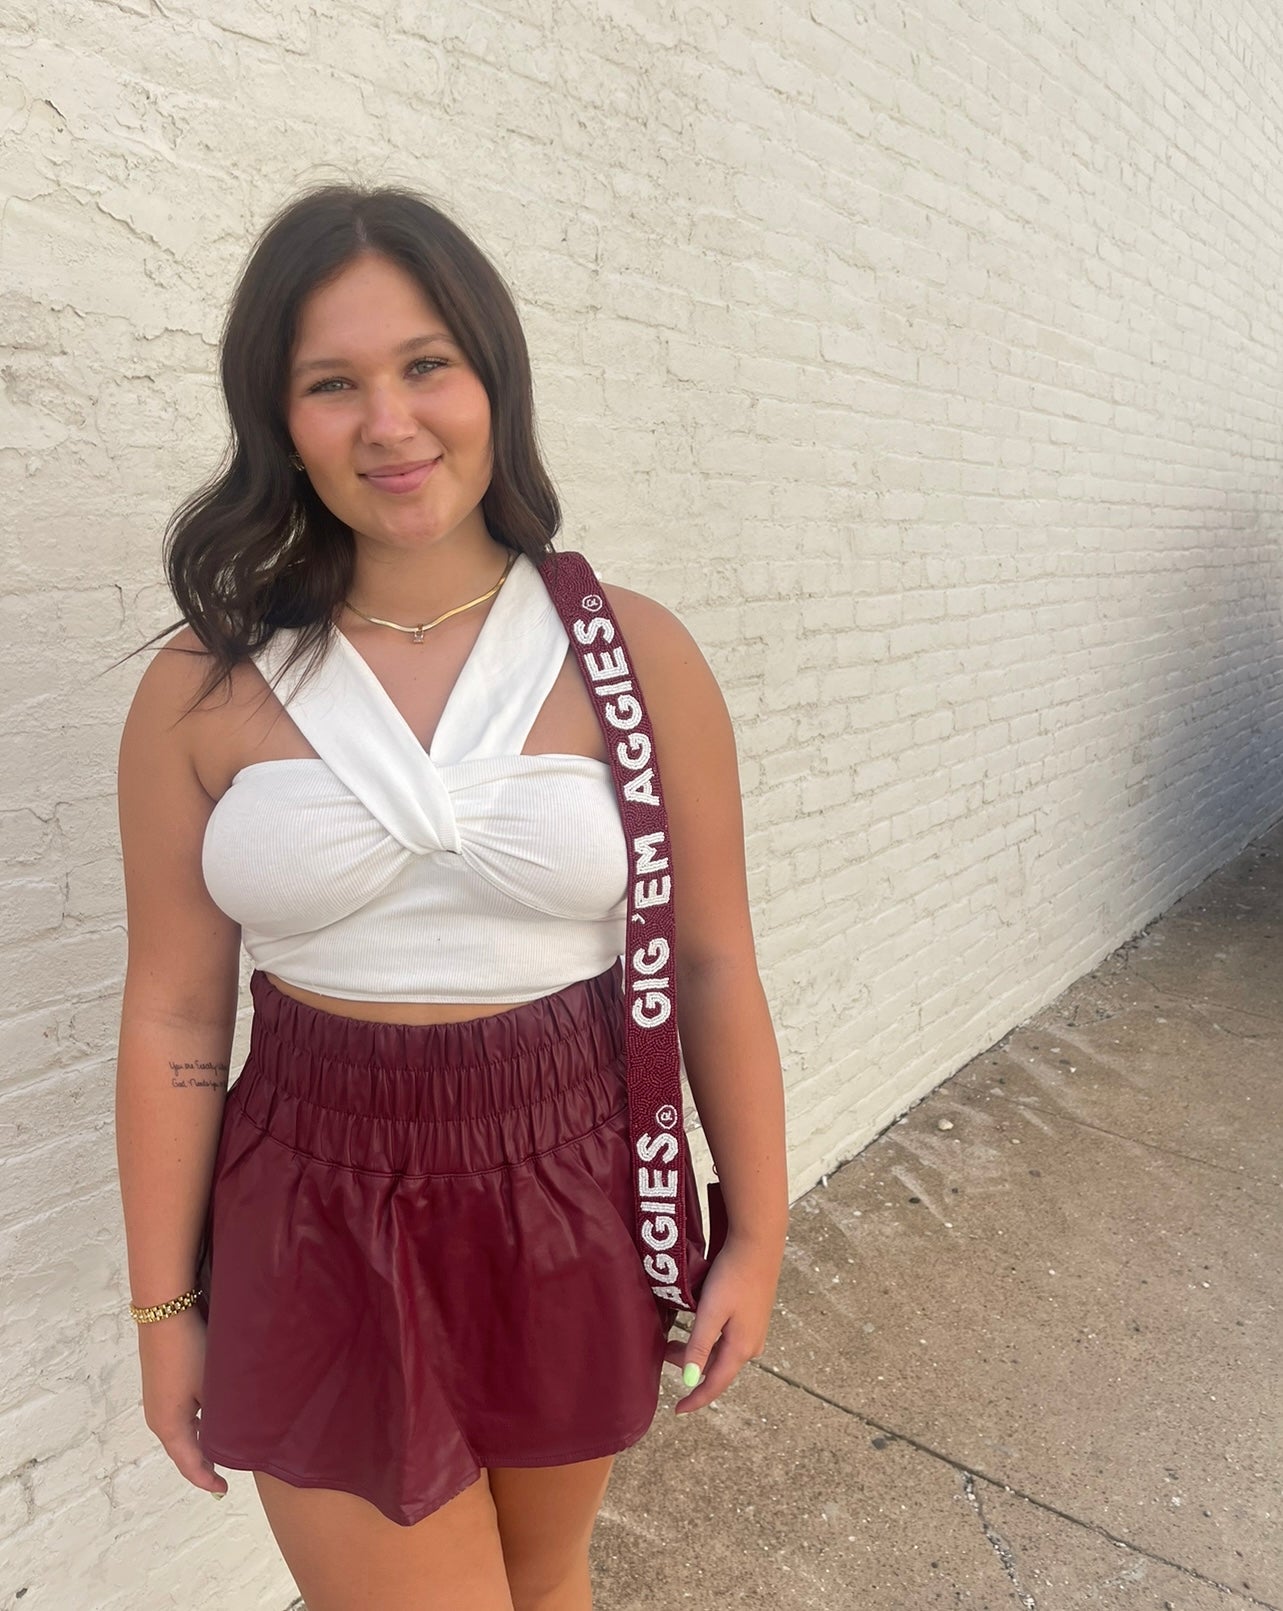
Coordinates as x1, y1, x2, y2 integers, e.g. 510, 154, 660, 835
683, 1362, 702, 1388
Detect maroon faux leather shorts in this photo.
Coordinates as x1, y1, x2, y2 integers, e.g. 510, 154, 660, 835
194, 965, 712, 1527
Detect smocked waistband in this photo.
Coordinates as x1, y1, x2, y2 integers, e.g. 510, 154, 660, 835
236, 967, 627, 1162
250, 965, 619, 1066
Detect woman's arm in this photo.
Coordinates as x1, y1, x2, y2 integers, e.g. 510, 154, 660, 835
606, 584, 788, 1407
115, 630, 242, 1492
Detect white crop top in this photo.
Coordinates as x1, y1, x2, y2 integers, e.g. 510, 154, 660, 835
201, 553, 629, 1002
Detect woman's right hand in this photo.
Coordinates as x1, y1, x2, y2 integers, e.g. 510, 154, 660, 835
137, 1307, 229, 1497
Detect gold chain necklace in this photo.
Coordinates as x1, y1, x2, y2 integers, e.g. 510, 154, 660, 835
343, 551, 518, 644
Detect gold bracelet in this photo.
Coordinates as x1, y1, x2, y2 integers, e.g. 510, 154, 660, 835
129, 1287, 202, 1325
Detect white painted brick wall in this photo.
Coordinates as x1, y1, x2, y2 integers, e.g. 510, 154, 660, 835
2, 0, 1281, 1603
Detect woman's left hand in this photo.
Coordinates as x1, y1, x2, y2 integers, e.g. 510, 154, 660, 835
664, 1233, 784, 1413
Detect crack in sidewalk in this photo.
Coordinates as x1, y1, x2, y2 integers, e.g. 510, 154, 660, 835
743, 1361, 1281, 1610
1121, 951, 1283, 1034
977, 1084, 1281, 1197
961, 1470, 1037, 1608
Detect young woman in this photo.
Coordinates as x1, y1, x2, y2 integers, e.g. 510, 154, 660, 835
115, 185, 787, 1611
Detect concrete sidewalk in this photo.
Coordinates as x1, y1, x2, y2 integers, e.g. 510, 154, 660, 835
592, 817, 1283, 1610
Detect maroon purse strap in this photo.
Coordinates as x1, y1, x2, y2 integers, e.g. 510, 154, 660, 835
536, 549, 710, 1310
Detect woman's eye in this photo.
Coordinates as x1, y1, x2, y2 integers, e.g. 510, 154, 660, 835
305, 359, 442, 395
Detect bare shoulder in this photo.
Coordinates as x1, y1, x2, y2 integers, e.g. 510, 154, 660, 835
601, 584, 719, 691
600, 583, 689, 641
600, 582, 734, 748
123, 625, 220, 739
119, 626, 268, 800
124, 624, 271, 739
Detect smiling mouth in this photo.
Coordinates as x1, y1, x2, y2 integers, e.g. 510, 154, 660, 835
360, 459, 442, 494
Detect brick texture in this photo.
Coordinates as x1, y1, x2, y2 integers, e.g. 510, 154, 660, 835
2, 0, 1281, 1604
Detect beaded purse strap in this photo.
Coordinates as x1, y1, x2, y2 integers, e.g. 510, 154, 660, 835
536, 550, 727, 1310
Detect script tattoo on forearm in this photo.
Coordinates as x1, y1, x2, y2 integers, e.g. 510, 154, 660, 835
168, 1059, 229, 1090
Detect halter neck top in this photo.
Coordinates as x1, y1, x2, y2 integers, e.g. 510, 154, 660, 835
200, 553, 629, 1002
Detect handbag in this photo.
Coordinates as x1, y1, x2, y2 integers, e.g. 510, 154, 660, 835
537, 549, 727, 1311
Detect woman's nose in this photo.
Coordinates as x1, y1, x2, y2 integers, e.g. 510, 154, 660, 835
360, 384, 418, 446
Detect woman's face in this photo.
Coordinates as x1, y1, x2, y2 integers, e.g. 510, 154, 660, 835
285, 252, 494, 554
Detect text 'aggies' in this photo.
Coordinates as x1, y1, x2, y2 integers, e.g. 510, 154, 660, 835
572, 597, 687, 1303
571, 610, 674, 1032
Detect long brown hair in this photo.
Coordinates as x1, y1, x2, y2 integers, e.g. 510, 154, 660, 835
148, 183, 561, 705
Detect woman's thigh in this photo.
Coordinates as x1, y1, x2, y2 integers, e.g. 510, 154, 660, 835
488, 1456, 616, 1605
252, 1469, 515, 1611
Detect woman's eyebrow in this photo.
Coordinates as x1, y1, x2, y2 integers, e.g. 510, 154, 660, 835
292, 332, 458, 377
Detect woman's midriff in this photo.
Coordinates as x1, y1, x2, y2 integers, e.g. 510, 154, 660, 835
263, 972, 532, 1026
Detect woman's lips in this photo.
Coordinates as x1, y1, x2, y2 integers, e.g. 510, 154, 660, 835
361, 459, 441, 495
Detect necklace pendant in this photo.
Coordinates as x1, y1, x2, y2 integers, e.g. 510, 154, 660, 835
411, 625, 426, 644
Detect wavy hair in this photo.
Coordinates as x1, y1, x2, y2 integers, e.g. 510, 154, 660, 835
145, 183, 561, 705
